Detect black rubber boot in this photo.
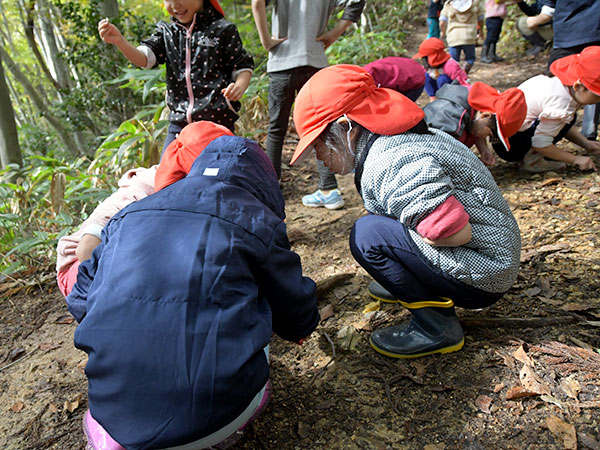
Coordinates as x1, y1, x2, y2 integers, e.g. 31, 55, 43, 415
480, 44, 492, 64
490, 43, 504, 62
368, 280, 399, 303
524, 31, 547, 56
581, 103, 599, 140
370, 300, 464, 358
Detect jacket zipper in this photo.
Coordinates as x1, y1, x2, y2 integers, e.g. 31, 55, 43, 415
181, 14, 197, 124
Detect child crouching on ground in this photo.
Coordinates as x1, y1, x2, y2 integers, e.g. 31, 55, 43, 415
363, 56, 426, 102
56, 166, 157, 297
423, 81, 527, 166
413, 37, 470, 100
66, 121, 320, 449
290, 65, 521, 358
494, 46, 600, 172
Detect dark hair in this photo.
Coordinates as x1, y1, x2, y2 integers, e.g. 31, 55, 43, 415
488, 114, 500, 143
405, 119, 432, 135
422, 56, 442, 70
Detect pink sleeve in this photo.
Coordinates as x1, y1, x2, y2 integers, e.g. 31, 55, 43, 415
443, 59, 470, 88
416, 196, 470, 240
57, 260, 80, 298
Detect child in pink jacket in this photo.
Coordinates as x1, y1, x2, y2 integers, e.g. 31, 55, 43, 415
56, 166, 156, 297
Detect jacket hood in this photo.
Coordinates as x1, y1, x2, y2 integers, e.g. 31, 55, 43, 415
186, 135, 285, 219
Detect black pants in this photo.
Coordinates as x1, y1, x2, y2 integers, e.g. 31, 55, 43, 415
492, 116, 576, 162
484, 17, 504, 46
267, 67, 337, 190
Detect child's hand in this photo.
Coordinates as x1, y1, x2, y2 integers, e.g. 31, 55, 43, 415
263, 35, 287, 51
76, 234, 101, 262
585, 140, 600, 154
222, 82, 244, 102
316, 30, 338, 50
98, 18, 124, 45
573, 155, 597, 171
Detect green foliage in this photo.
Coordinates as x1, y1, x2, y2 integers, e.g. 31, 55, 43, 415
0, 156, 111, 274
327, 30, 407, 66
3, 0, 426, 276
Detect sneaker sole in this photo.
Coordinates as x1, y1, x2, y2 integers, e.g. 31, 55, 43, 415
369, 337, 465, 359
302, 200, 345, 210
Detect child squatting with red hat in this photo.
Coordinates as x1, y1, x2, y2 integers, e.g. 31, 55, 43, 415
65, 121, 319, 449
413, 37, 470, 100
291, 64, 521, 359
498, 46, 600, 173
423, 81, 528, 166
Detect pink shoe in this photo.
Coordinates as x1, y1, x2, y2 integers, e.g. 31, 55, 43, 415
83, 410, 126, 450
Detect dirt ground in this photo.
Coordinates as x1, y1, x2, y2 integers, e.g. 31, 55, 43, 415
2, 24, 600, 450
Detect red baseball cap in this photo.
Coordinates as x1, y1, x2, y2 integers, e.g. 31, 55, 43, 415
550, 46, 600, 96
468, 82, 527, 151
155, 121, 233, 191
412, 37, 451, 67
290, 65, 425, 165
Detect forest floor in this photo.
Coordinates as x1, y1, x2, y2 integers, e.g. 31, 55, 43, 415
1, 22, 600, 450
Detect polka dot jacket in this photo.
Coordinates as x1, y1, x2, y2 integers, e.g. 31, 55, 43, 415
140, 7, 254, 129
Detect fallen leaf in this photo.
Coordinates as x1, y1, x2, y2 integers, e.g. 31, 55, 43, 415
362, 300, 380, 314
559, 377, 580, 400
55, 315, 75, 325
546, 416, 577, 450
319, 304, 334, 322
541, 177, 562, 187
411, 361, 428, 377
10, 402, 24, 413
560, 303, 595, 312
538, 243, 571, 253
38, 342, 60, 351
520, 365, 551, 395
540, 394, 566, 410
475, 395, 492, 414
64, 398, 80, 413
48, 403, 59, 413
493, 383, 505, 393
538, 296, 562, 306
505, 386, 539, 400
524, 287, 542, 297
513, 345, 534, 367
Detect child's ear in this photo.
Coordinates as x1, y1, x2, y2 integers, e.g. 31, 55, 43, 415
572, 80, 586, 92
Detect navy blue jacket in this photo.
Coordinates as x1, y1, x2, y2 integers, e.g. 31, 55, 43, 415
541, 0, 600, 48
67, 136, 319, 449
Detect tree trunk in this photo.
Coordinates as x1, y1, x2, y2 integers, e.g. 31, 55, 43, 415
0, 45, 80, 155
36, 0, 72, 91
0, 52, 23, 170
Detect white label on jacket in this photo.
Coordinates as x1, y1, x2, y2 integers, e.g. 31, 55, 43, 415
203, 168, 219, 176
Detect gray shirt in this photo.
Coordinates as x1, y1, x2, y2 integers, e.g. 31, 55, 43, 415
266, 0, 365, 73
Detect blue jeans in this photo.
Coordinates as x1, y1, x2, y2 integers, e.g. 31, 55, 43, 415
349, 214, 502, 309
427, 18, 440, 38
449, 45, 476, 65
424, 73, 451, 97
